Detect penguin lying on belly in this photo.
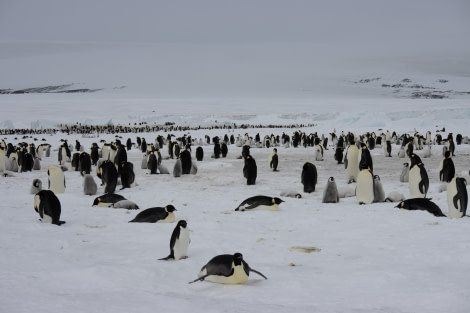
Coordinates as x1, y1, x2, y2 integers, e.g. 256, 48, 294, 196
189, 252, 267, 284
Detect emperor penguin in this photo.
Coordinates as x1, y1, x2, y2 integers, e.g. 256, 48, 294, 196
439, 151, 455, 183
173, 159, 182, 177
447, 177, 468, 218
400, 162, 409, 183
195, 146, 204, 161
159, 220, 190, 260
92, 193, 126, 207
83, 174, 98, 196
269, 148, 279, 171
30, 178, 43, 194
359, 142, 373, 172
301, 162, 317, 193
179, 149, 192, 174
383, 131, 392, 157
243, 155, 257, 185
344, 140, 360, 183
373, 174, 386, 203
128, 205, 176, 223
119, 161, 135, 189
0, 145, 7, 173
47, 165, 65, 194
97, 160, 118, 194
408, 154, 429, 198
314, 138, 324, 161
322, 177, 340, 203
147, 152, 158, 174
235, 195, 284, 211
34, 190, 65, 225
395, 198, 446, 217
356, 165, 374, 204
189, 253, 267, 284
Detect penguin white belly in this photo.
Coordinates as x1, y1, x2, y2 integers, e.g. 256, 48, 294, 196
157, 212, 175, 223
241, 203, 279, 211
200, 264, 249, 284
41, 214, 53, 224
346, 147, 359, 181
0, 151, 5, 172
447, 178, 462, 218
356, 170, 374, 204
409, 167, 424, 198
173, 228, 190, 260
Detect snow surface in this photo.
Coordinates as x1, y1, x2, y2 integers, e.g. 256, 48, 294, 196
1, 41, 470, 313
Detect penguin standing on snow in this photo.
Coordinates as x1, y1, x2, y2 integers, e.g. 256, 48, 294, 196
439, 150, 455, 183
83, 174, 98, 196
344, 138, 359, 183
195, 146, 204, 161
269, 148, 279, 171
408, 154, 429, 198
119, 161, 135, 189
159, 220, 190, 260
400, 162, 409, 183
235, 195, 284, 211
447, 177, 468, 218
356, 165, 374, 205
395, 198, 446, 217
243, 155, 257, 185
189, 252, 267, 284
97, 160, 118, 194
34, 190, 66, 225
179, 149, 192, 174
301, 162, 317, 193
48, 165, 65, 194
373, 174, 386, 203
322, 177, 339, 203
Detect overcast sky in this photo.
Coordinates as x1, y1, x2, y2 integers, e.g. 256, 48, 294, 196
1, 0, 469, 49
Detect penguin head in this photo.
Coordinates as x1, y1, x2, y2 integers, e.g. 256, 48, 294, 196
444, 150, 451, 158
233, 253, 244, 266
92, 197, 101, 206
328, 177, 335, 183
395, 201, 405, 209
373, 175, 380, 181
166, 205, 177, 213
178, 220, 187, 228
272, 197, 284, 205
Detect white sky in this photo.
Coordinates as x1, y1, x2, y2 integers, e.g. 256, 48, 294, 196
1, 0, 469, 50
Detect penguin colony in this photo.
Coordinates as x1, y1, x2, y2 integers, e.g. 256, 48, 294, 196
1, 128, 469, 285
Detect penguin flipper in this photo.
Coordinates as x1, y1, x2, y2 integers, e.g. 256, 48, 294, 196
249, 268, 268, 279
188, 274, 210, 284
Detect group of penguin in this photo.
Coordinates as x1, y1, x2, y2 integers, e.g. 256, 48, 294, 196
3, 127, 470, 284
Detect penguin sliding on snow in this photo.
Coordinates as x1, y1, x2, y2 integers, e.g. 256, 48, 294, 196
159, 220, 190, 260
395, 198, 446, 217
92, 193, 127, 207
447, 176, 468, 218
189, 252, 267, 284
34, 190, 66, 225
235, 195, 284, 211
128, 205, 176, 223
322, 177, 339, 203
